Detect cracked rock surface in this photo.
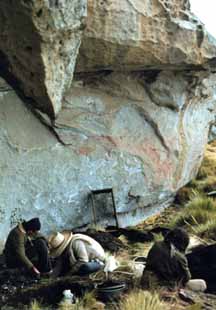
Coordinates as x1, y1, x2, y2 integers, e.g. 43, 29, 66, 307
0, 1, 216, 237
0, 0, 87, 118
0, 70, 216, 237
76, 0, 216, 72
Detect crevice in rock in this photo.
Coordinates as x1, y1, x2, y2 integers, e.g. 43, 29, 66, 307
132, 104, 170, 152
29, 109, 68, 146
75, 70, 114, 85
142, 81, 179, 111
138, 70, 161, 85
196, 24, 204, 48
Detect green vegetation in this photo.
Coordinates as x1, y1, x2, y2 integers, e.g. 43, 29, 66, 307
28, 292, 98, 310
170, 192, 216, 241
117, 290, 164, 310
152, 233, 164, 242
58, 291, 98, 310
186, 304, 202, 310
29, 300, 44, 310
194, 219, 216, 240
170, 193, 216, 227
78, 291, 97, 309
170, 142, 216, 241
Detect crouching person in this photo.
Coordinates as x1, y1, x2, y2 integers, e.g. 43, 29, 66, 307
141, 228, 206, 292
3, 218, 52, 277
48, 231, 105, 276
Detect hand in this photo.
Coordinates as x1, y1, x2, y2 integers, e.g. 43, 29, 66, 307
32, 266, 40, 275
30, 266, 40, 278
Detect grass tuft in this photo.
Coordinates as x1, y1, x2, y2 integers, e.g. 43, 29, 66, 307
194, 219, 216, 241
170, 143, 216, 241
170, 193, 216, 229
58, 300, 85, 310
186, 303, 202, 310
29, 300, 43, 310
81, 291, 97, 309
191, 142, 216, 193
117, 290, 164, 310
152, 233, 164, 242
58, 291, 98, 310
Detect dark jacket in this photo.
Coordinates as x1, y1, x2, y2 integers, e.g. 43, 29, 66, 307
4, 224, 43, 270
141, 240, 191, 288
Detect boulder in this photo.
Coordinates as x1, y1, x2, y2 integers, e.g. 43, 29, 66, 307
0, 69, 216, 234
0, 0, 87, 118
0, 1, 216, 236
76, 0, 216, 72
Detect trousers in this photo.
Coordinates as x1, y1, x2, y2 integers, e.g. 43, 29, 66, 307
78, 261, 102, 275
25, 238, 52, 273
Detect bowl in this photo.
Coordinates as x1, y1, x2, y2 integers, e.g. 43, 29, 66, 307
96, 281, 126, 301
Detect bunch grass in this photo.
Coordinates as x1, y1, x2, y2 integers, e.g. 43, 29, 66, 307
117, 290, 164, 310
194, 219, 216, 241
170, 193, 216, 229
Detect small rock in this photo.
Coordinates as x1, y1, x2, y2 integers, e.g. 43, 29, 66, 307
179, 289, 195, 304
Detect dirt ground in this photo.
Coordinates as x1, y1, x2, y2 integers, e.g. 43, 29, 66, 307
1, 205, 216, 310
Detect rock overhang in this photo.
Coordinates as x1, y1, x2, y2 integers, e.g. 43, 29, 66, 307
75, 0, 216, 73
1, 1, 216, 119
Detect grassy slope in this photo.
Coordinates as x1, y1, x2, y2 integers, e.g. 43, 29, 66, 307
170, 141, 216, 241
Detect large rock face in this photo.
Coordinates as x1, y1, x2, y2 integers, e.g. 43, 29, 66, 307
1, 0, 216, 118
76, 0, 216, 72
0, 0, 87, 118
0, 0, 216, 238
0, 70, 216, 237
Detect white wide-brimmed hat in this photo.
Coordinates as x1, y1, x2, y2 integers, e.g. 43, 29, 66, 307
48, 230, 73, 258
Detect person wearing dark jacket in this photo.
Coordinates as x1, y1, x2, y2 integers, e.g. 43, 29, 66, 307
141, 228, 206, 291
4, 218, 52, 277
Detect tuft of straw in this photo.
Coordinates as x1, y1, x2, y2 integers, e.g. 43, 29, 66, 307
118, 290, 164, 310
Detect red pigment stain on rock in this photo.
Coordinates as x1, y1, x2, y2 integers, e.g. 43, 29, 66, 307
78, 146, 94, 155
103, 135, 117, 146
113, 136, 174, 182
89, 135, 117, 152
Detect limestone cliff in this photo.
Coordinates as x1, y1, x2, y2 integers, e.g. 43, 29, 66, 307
0, 0, 216, 236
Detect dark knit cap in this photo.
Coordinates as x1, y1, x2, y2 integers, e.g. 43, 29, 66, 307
165, 228, 189, 252
22, 217, 41, 232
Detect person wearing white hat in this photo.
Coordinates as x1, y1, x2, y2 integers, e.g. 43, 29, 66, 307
48, 231, 105, 276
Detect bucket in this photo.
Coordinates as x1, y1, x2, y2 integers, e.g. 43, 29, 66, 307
96, 281, 126, 301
